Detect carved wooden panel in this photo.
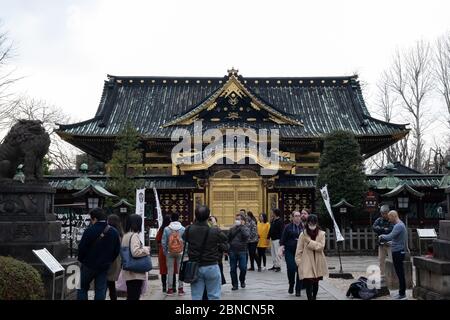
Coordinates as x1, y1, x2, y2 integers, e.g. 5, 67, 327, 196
213, 191, 235, 202
281, 190, 313, 223
159, 192, 192, 225
238, 191, 258, 201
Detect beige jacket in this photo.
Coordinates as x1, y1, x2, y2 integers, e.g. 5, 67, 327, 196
295, 230, 328, 280
121, 232, 150, 281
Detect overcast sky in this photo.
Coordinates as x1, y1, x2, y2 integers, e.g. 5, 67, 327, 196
1, 0, 450, 143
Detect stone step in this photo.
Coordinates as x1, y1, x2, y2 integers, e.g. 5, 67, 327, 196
439, 221, 450, 241
413, 256, 450, 275
433, 239, 450, 260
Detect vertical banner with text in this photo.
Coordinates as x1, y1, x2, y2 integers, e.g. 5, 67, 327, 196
153, 187, 163, 230
320, 185, 344, 242
135, 188, 146, 244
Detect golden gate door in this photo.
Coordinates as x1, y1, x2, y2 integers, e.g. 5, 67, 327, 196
209, 170, 263, 227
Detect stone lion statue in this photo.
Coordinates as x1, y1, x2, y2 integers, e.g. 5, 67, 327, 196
0, 120, 50, 181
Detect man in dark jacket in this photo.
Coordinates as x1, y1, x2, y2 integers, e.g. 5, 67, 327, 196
372, 204, 394, 280
77, 208, 121, 300
182, 205, 228, 300
268, 208, 283, 272
228, 212, 250, 290
280, 211, 303, 296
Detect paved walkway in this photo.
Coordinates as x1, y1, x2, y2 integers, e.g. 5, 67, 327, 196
140, 255, 413, 300
96, 255, 414, 300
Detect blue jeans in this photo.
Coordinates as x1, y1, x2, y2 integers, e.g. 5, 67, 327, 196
285, 248, 302, 292
191, 264, 222, 300
77, 264, 108, 300
229, 251, 247, 287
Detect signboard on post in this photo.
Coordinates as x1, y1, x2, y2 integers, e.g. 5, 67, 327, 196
33, 248, 64, 273
417, 228, 438, 255
135, 188, 146, 245
149, 228, 158, 239
32, 248, 65, 300
417, 229, 437, 238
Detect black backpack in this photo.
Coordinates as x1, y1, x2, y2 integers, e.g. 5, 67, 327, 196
346, 276, 378, 300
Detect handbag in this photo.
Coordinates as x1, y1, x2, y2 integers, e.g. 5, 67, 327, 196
179, 227, 210, 283
121, 233, 153, 273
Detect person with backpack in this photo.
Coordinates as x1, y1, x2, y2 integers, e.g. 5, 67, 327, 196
182, 205, 228, 300
295, 214, 328, 300
162, 212, 185, 296
228, 212, 250, 290
77, 208, 121, 300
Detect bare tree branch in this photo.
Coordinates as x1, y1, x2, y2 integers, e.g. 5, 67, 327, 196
435, 32, 450, 123
386, 40, 434, 171
5, 96, 78, 170
0, 21, 21, 131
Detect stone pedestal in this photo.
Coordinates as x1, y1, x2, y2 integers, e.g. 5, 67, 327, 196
0, 181, 75, 299
385, 256, 413, 290
413, 220, 450, 300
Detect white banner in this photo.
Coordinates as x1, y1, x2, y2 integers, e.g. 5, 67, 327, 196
320, 185, 344, 242
153, 187, 163, 230
135, 188, 146, 244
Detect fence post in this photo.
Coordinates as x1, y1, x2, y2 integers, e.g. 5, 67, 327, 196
326, 229, 331, 252
349, 229, 353, 251
364, 228, 368, 252
408, 228, 413, 252
356, 228, 360, 252
371, 228, 376, 251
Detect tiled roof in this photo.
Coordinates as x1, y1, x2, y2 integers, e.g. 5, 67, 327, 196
367, 175, 444, 188
57, 73, 408, 139
373, 161, 422, 174
275, 174, 445, 189
46, 175, 198, 190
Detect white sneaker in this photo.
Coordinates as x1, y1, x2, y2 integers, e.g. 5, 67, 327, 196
262, 267, 267, 271
393, 294, 407, 300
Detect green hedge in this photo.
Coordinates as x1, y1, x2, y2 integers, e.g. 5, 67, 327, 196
0, 256, 45, 300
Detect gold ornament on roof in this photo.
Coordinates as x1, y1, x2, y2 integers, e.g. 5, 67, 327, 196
227, 67, 239, 76
227, 112, 240, 120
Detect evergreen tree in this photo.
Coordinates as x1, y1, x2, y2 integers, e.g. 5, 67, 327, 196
316, 130, 368, 227
107, 123, 144, 204
42, 156, 51, 175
